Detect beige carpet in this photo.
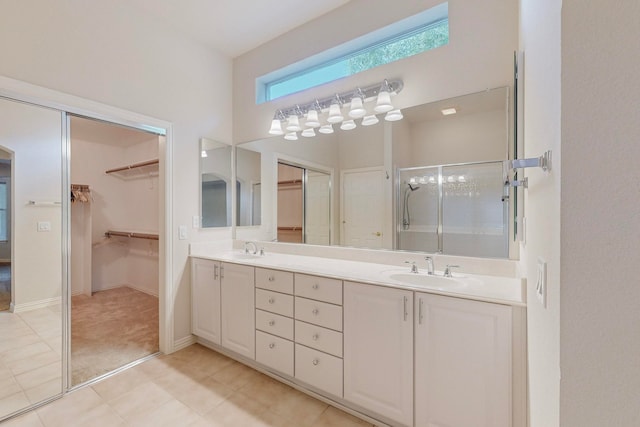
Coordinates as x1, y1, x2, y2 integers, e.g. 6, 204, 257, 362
71, 286, 159, 385
0, 264, 10, 312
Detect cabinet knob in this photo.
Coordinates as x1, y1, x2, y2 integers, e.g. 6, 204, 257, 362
268, 297, 275, 304
268, 320, 275, 326
269, 343, 275, 349
312, 333, 319, 341
312, 358, 319, 366
312, 308, 319, 315
312, 283, 319, 290
268, 276, 275, 282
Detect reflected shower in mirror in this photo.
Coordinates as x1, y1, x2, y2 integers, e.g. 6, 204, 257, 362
235, 87, 513, 258
200, 138, 232, 227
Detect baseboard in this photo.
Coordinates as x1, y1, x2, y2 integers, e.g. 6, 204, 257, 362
173, 335, 197, 352
12, 296, 61, 313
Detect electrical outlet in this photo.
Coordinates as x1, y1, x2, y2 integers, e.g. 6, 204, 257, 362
536, 257, 547, 308
192, 215, 200, 228
37, 221, 51, 232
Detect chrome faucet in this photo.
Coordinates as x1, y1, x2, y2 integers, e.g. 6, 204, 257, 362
424, 256, 435, 275
405, 261, 419, 273
444, 264, 460, 278
244, 241, 258, 255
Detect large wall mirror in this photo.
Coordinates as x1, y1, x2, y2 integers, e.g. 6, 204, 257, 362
200, 138, 232, 227
235, 87, 514, 259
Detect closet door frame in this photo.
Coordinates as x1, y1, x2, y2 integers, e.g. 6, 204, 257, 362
0, 75, 174, 393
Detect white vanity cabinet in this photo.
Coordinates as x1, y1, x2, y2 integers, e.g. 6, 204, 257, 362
415, 292, 512, 427
220, 262, 255, 359
191, 258, 221, 344
343, 281, 414, 427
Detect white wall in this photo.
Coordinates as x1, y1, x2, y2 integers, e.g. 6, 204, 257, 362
519, 0, 561, 426
561, 1, 640, 426
233, 0, 519, 144
0, 0, 233, 344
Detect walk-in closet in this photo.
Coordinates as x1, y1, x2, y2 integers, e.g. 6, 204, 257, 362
70, 116, 161, 385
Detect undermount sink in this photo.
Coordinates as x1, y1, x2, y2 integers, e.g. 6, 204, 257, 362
387, 273, 469, 289
230, 252, 262, 260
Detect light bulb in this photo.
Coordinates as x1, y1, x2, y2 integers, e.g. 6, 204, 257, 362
374, 83, 393, 113
384, 109, 403, 121
362, 115, 379, 126
340, 120, 356, 130
301, 128, 316, 138
201, 150, 208, 158
349, 96, 366, 118
318, 124, 334, 134
327, 103, 344, 123
306, 109, 320, 127
286, 115, 301, 132
268, 119, 284, 135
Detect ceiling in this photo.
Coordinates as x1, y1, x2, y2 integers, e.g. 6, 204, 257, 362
125, 0, 351, 58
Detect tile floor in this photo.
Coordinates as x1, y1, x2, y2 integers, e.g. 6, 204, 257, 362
1, 344, 375, 427
0, 305, 62, 420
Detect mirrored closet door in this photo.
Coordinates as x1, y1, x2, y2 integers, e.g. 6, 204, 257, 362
0, 96, 64, 421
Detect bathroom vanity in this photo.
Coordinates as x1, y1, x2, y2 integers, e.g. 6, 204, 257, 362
190, 248, 526, 427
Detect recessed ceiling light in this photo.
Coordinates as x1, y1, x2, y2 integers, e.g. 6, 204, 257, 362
441, 107, 457, 116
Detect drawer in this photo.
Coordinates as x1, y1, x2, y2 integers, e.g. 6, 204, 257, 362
256, 309, 294, 341
295, 297, 343, 331
256, 289, 294, 317
256, 268, 294, 294
295, 344, 343, 398
295, 274, 343, 305
256, 331, 294, 377
295, 320, 343, 358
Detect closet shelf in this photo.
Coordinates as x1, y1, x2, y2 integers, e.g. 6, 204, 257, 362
105, 230, 159, 240
105, 159, 159, 179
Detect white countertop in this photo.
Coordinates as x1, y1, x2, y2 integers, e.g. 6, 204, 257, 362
191, 249, 526, 307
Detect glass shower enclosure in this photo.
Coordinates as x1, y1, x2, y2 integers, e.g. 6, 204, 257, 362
396, 161, 509, 258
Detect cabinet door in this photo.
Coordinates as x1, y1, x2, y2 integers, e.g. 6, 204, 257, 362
343, 282, 413, 426
191, 258, 221, 344
415, 293, 512, 427
220, 262, 255, 359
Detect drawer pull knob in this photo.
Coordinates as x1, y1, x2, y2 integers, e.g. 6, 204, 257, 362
269, 343, 275, 349
268, 320, 275, 326
312, 333, 319, 341
312, 308, 319, 315
268, 276, 275, 282
312, 283, 319, 290
268, 297, 275, 304
312, 358, 320, 366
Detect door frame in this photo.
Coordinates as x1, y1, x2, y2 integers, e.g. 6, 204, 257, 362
1, 75, 174, 391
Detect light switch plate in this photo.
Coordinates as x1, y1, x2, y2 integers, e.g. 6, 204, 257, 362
192, 215, 200, 228
536, 257, 547, 308
178, 225, 188, 240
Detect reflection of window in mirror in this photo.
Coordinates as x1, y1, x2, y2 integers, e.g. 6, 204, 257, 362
200, 139, 232, 228
236, 147, 261, 226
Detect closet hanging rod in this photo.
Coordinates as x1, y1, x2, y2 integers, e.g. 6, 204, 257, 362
105, 159, 159, 174
28, 200, 62, 206
104, 230, 159, 240
71, 184, 90, 190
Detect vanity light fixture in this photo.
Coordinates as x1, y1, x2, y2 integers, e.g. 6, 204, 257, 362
201, 150, 208, 158
268, 78, 403, 140
441, 107, 457, 115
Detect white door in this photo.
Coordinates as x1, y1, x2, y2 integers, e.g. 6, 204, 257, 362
343, 282, 413, 426
191, 258, 221, 344
415, 292, 512, 427
341, 168, 384, 248
221, 262, 255, 359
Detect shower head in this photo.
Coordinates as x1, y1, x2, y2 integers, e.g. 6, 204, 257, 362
407, 183, 421, 192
